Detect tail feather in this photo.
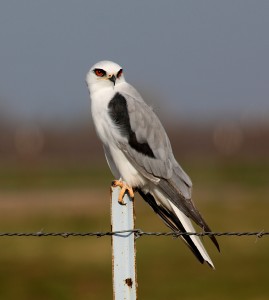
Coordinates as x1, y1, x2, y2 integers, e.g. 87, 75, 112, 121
158, 179, 220, 251
170, 202, 215, 268
138, 189, 216, 268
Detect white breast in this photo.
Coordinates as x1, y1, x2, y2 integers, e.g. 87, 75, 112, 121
91, 88, 114, 144
91, 89, 145, 187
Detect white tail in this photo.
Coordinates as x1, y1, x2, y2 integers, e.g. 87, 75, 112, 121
170, 202, 215, 269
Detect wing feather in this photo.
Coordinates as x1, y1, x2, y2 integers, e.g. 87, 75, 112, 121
117, 90, 219, 251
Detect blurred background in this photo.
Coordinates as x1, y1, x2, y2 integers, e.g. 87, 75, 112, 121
0, 1, 268, 299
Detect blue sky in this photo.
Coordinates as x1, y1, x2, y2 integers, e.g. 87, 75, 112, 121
0, 1, 268, 125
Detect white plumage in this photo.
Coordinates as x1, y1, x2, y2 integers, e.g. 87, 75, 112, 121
86, 60, 219, 268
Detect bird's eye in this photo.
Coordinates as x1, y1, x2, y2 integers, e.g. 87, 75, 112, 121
94, 68, 106, 77
117, 69, 123, 78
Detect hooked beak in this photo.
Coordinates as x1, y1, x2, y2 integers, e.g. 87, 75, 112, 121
108, 74, 116, 85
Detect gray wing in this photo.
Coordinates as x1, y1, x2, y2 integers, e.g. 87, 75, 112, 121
119, 90, 192, 191
116, 89, 219, 250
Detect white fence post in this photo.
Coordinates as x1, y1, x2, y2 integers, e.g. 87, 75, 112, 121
111, 186, 137, 300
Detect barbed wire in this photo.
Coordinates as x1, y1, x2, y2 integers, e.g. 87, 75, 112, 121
0, 229, 268, 239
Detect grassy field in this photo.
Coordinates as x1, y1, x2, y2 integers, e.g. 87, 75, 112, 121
0, 160, 268, 299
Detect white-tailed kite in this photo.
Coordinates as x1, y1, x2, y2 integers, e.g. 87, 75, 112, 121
86, 60, 219, 268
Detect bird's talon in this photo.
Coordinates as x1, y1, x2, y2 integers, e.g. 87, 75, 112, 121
118, 199, 126, 206
111, 180, 134, 204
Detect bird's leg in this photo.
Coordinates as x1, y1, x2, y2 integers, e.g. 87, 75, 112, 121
111, 180, 134, 205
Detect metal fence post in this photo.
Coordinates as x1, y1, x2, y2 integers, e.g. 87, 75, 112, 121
111, 186, 137, 300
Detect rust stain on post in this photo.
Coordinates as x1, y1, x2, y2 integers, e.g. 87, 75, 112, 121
125, 278, 133, 288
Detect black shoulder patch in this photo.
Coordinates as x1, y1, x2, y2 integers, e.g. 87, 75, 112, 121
108, 93, 131, 135
108, 93, 155, 158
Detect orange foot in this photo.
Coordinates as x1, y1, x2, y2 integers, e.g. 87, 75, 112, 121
111, 180, 135, 205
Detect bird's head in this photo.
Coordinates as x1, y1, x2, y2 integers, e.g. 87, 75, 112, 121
86, 60, 125, 94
